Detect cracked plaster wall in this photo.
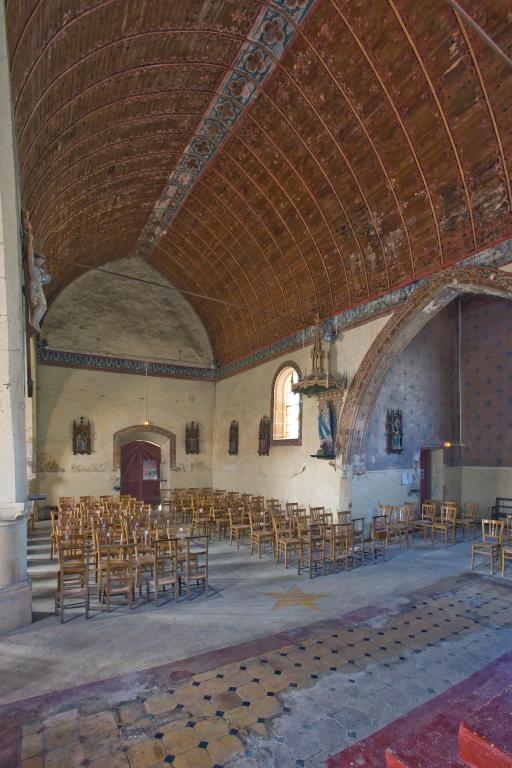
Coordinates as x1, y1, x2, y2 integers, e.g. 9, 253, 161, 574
43, 256, 212, 365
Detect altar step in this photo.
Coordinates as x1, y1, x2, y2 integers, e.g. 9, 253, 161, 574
384, 687, 512, 768
326, 650, 512, 768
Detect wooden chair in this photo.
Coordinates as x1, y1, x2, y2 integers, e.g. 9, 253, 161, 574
472, 519, 504, 576
299, 523, 327, 578
371, 515, 388, 560
211, 504, 230, 540
55, 536, 90, 623
388, 506, 412, 548
456, 503, 478, 540
330, 522, 354, 572
27, 500, 36, 536
248, 509, 274, 558
146, 538, 179, 605
432, 504, 457, 545
505, 514, 512, 542
50, 510, 59, 559
351, 516, 367, 563
58, 496, 76, 513
228, 506, 249, 549
413, 503, 436, 542
501, 534, 512, 578
101, 544, 135, 611
181, 535, 208, 599
133, 530, 155, 595
310, 506, 326, 522
192, 504, 211, 536
272, 513, 303, 569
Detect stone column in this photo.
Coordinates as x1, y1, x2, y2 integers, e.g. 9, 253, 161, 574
0, 6, 31, 632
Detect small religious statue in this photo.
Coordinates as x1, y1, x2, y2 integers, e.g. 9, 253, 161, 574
228, 420, 239, 455
23, 210, 51, 335
186, 421, 200, 454
73, 417, 91, 455
258, 416, 271, 456
318, 399, 335, 457
386, 409, 403, 453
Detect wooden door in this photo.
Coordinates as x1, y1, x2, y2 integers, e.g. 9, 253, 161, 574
420, 448, 444, 505
120, 441, 161, 503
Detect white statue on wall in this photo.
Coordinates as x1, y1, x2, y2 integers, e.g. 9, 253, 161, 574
23, 210, 51, 334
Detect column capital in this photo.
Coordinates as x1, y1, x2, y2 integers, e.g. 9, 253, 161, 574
0, 502, 29, 524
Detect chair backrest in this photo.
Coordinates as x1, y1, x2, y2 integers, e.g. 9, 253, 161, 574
371, 514, 388, 539
421, 502, 436, 520
463, 503, 478, 519
310, 506, 325, 521
331, 522, 352, 547
338, 510, 352, 524
481, 518, 504, 543
440, 504, 457, 523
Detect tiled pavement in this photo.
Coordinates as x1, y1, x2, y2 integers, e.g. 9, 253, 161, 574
4, 572, 512, 768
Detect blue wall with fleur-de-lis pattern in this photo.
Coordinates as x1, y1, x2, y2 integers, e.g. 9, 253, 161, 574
365, 296, 512, 470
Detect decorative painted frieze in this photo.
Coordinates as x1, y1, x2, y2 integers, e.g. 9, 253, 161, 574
135, 0, 318, 260
37, 239, 512, 381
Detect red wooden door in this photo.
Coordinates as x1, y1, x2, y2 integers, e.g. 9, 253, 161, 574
120, 441, 161, 503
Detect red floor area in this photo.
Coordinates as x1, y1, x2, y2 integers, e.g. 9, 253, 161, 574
326, 649, 512, 768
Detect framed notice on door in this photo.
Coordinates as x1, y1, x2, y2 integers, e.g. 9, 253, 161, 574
143, 459, 158, 481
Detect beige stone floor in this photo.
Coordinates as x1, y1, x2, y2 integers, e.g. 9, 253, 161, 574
16, 575, 512, 768
1, 522, 483, 705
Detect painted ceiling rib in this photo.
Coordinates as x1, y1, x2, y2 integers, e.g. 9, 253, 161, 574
133, 0, 317, 261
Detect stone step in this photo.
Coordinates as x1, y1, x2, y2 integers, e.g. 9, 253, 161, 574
458, 687, 512, 768
383, 712, 467, 768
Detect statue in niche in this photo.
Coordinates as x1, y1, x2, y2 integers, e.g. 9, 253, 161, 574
318, 399, 335, 457
386, 409, 403, 453
73, 417, 91, 455
258, 416, 271, 456
228, 420, 239, 455
186, 421, 200, 454
23, 210, 51, 335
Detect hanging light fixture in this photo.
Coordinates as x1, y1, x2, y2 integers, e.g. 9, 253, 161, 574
444, 298, 464, 448
143, 362, 150, 425
292, 316, 347, 398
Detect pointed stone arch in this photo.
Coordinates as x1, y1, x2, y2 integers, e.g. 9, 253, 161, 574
337, 266, 512, 469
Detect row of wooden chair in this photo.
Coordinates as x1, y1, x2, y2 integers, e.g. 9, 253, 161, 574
471, 517, 512, 577
53, 495, 210, 621
378, 501, 479, 547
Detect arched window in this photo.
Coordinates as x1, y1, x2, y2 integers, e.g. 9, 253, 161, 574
271, 364, 302, 444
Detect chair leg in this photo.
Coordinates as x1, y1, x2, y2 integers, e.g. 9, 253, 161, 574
471, 545, 475, 569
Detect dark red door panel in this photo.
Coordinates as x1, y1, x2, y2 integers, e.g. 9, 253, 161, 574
121, 441, 161, 503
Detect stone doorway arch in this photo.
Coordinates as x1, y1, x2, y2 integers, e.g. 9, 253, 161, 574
113, 425, 176, 484
337, 266, 512, 470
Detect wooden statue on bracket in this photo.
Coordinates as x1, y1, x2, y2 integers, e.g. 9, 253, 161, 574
258, 416, 271, 456
73, 417, 91, 455
186, 421, 200, 454
228, 420, 239, 455
386, 409, 403, 453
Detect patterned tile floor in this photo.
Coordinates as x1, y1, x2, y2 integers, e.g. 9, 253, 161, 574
5, 572, 512, 768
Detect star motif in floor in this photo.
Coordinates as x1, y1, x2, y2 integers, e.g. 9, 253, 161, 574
262, 585, 329, 612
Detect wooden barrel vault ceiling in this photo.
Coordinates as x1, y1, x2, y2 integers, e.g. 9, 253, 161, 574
5, 0, 512, 366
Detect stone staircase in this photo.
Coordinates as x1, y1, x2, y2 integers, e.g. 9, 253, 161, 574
27, 521, 58, 619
